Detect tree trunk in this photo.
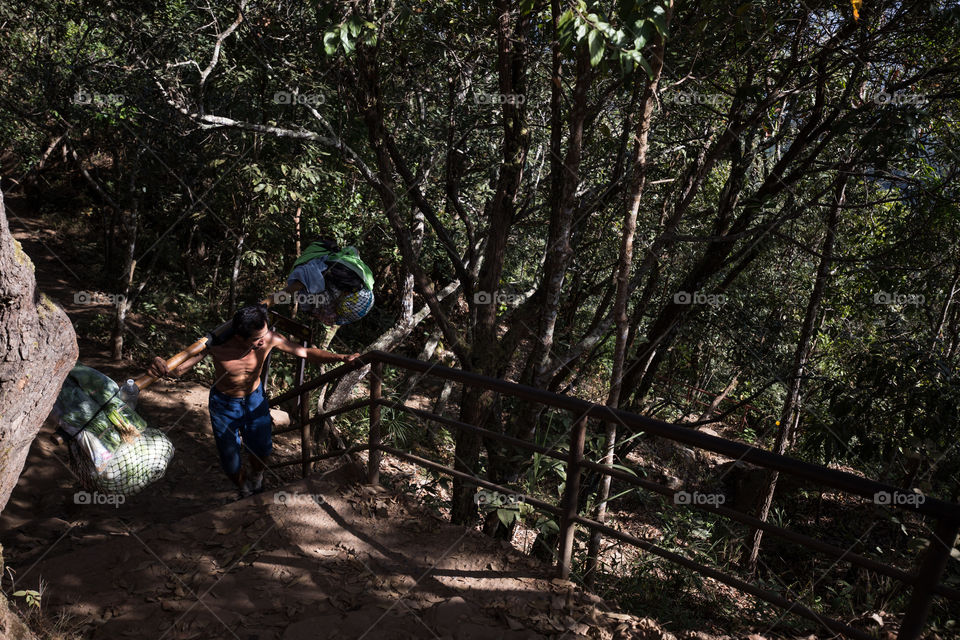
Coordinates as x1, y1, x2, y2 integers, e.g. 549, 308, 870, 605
528, 34, 592, 390
697, 372, 740, 423
317, 279, 461, 454
229, 228, 247, 315
110, 154, 140, 360
0, 590, 38, 640
584, 2, 672, 585
313, 204, 426, 454
616, 57, 860, 413
209, 246, 223, 308
291, 207, 301, 315
493, 2, 592, 533
0, 190, 78, 512
931, 265, 960, 358
451, 0, 531, 525
741, 170, 847, 573
185, 224, 198, 292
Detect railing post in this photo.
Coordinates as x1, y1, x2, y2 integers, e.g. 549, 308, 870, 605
297, 339, 309, 478
367, 361, 383, 485
897, 518, 960, 640
558, 416, 587, 580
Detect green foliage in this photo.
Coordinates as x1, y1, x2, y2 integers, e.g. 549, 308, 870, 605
3, 0, 960, 631
12, 589, 42, 609
474, 488, 534, 528
556, 1, 665, 76
322, 16, 378, 56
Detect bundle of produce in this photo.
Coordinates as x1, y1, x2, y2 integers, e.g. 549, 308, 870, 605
51, 364, 174, 497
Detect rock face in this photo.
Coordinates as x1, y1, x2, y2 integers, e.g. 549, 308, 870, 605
0, 189, 78, 513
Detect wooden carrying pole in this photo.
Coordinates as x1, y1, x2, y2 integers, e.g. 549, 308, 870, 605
133, 294, 275, 390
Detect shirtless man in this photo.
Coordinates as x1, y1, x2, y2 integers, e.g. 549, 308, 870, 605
147, 304, 359, 498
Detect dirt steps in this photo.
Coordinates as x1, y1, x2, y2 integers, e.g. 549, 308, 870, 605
22, 469, 676, 640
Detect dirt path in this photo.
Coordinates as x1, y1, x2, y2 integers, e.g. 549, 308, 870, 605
9, 191, 821, 640
2, 196, 701, 639
26, 473, 675, 640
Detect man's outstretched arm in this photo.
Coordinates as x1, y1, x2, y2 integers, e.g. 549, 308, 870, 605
271, 333, 359, 364
148, 349, 209, 378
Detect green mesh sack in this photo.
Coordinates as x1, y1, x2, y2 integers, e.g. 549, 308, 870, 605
84, 427, 175, 495
331, 286, 375, 325
53, 364, 175, 497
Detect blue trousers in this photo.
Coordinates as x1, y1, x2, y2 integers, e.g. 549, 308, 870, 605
208, 384, 273, 476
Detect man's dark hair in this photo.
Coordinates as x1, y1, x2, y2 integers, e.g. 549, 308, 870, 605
232, 304, 269, 338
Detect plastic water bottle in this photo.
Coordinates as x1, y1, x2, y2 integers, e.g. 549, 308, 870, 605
119, 379, 139, 410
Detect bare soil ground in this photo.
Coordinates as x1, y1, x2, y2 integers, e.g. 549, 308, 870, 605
24, 471, 685, 640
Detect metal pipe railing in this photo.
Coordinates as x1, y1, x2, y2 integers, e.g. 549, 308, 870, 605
377, 397, 960, 602
364, 351, 960, 525
271, 350, 960, 640
568, 512, 875, 640
558, 417, 587, 581
269, 443, 370, 469
376, 399, 567, 461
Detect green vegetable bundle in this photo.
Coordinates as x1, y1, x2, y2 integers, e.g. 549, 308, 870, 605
52, 364, 174, 497
93, 428, 175, 495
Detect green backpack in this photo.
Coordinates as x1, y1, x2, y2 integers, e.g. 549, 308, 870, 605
293, 241, 374, 291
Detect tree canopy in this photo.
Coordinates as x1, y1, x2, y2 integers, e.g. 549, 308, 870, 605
2, 0, 959, 632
